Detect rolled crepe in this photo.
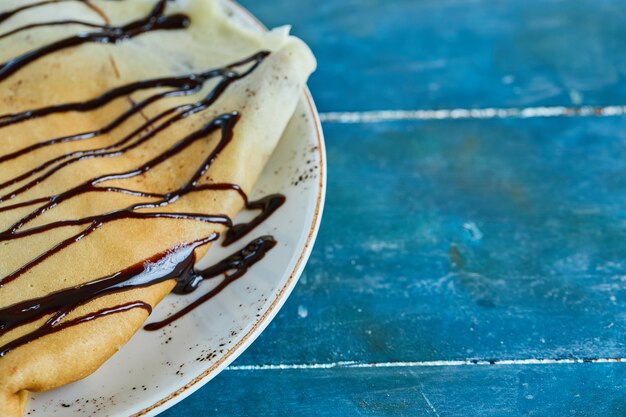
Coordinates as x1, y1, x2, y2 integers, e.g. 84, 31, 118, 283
0, 0, 316, 415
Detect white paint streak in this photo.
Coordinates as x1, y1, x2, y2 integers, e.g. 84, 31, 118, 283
463, 222, 483, 241
569, 90, 583, 105
421, 392, 441, 417
227, 361, 359, 370
363, 240, 402, 253
319, 105, 626, 123
227, 357, 626, 371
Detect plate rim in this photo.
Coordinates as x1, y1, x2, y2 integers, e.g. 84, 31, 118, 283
130, 2, 327, 416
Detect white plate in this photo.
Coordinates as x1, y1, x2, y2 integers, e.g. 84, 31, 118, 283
25, 2, 326, 415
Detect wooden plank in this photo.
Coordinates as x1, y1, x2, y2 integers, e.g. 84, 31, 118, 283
239, 0, 626, 112
233, 117, 626, 365
161, 363, 626, 416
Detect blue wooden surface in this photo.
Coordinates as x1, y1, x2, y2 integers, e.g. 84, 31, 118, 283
165, 364, 626, 416
237, 0, 626, 112
163, 0, 626, 415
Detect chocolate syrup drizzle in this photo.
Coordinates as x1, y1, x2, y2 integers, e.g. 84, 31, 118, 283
223, 194, 286, 246
0, 52, 269, 194
0, 0, 190, 82
0, 1, 286, 357
0, 0, 117, 39
145, 236, 277, 331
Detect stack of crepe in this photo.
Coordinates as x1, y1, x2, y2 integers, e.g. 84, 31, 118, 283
0, 0, 316, 415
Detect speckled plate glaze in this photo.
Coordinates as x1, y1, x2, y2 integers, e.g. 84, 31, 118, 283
24, 2, 325, 415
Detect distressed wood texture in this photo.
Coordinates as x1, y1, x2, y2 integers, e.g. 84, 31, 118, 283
163, 0, 626, 415
241, 0, 626, 112
229, 117, 626, 365
166, 364, 626, 416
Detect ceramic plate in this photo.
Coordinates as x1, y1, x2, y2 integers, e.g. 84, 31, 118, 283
25, 2, 326, 415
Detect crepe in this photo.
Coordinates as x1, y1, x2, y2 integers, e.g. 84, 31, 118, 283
0, 0, 316, 415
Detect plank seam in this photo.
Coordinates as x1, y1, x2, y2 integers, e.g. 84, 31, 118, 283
226, 357, 626, 371
319, 105, 626, 123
